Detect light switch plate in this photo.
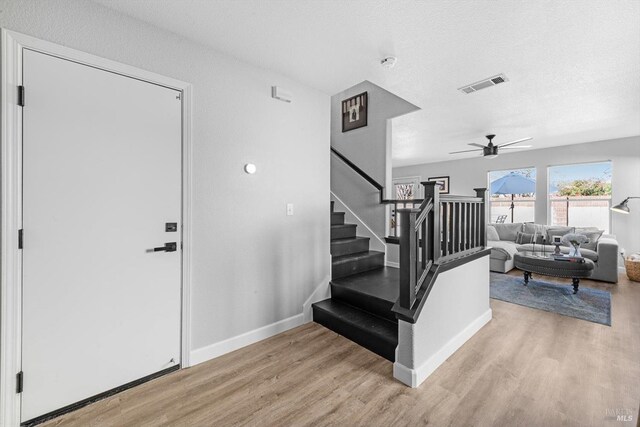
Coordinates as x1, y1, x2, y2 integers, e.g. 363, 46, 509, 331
286, 203, 294, 216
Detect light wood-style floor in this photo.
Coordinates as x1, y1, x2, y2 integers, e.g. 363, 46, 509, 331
43, 272, 639, 427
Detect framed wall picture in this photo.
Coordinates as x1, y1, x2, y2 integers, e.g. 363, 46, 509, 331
342, 91, 368, 132
427, 176, 450, 194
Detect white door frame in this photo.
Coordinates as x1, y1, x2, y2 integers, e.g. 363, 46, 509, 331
0, 29, 193, 427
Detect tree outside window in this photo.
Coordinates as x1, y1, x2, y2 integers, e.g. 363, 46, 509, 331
548, 162, 612, 233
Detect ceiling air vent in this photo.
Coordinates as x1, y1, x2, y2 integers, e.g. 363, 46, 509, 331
458, 74, 509, 94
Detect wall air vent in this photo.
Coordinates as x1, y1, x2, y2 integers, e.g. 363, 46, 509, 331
458, 73, 509, 94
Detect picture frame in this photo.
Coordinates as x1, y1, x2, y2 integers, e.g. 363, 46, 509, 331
341, 91, 368, 132
427, 176, 450, 194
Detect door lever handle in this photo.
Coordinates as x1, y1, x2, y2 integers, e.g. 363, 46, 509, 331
153, 242, 177, 252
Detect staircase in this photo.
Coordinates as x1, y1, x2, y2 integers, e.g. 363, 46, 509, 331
312, 202, 398, 361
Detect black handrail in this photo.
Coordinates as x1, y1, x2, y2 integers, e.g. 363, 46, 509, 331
331, 147, 385, 203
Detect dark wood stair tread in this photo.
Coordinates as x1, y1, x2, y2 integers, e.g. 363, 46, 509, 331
312, 299, 397, 361
331, 212, 345, 225
331, 250, 384, 280
330, 223, 357, 240
330, 223, 356, 230
331, 250, 384, 264
322, 204, 396, 359
331, 236, 369, 244
330, 236, 370, 257
331, 267, 399, 304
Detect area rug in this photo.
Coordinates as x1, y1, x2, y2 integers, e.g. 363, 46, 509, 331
490, 272, 611, 326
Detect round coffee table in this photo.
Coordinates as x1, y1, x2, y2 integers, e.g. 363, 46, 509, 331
513, 251, 594, 294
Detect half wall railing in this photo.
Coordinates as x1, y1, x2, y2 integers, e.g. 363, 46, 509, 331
392, 182, 488, 322
331, 148, 489, 323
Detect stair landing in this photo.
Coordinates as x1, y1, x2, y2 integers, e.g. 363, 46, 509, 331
313, 267, 400, 361
331, 267, 399, 304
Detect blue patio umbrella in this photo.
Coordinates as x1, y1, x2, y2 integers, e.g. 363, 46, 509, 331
490, 172, 536, 223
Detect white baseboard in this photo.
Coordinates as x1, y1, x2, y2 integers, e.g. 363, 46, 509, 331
303, 274, 331, 322
386, 261, 399, 268
394, 308, 492, 388
393, 360, 416, 387
190, 313, 305, 366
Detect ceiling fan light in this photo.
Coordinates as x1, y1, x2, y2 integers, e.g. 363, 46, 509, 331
483, 145, 499, 158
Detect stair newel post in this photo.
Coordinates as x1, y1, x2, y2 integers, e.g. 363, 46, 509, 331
422, 181, 440, 263
398, 208, 417, 309
474, 188, 488, 247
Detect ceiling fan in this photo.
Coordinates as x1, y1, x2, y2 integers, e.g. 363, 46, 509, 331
449, 134, 532, 159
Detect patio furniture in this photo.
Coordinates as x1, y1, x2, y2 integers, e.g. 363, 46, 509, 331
490, 172, 536, 223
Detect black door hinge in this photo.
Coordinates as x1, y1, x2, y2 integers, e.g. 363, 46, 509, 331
17, 86, 25, 107
18, 229, 23, 249
16, 371, 23, 393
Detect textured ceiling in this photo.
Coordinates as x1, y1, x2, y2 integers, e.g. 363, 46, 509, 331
93, 0, 640, 166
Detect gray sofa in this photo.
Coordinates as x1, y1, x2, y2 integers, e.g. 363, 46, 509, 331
488, 222, 619, 283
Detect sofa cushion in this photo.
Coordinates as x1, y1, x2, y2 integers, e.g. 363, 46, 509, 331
515, 231, 536, 244
491, 222, 523, 241
489, 240, 519, 261
546, 226, 574, 244
487, 225, 500, 241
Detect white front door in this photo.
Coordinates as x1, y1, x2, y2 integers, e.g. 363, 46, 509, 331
21, 49, 182, 422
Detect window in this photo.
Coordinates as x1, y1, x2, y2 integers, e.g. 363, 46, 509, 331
488, 168, 536, 223
548, 161, 612, 233
390, 177, 421, 237
393, 176, 421, 203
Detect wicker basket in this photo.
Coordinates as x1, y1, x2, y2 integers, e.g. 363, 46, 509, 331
625, 257, 640, 282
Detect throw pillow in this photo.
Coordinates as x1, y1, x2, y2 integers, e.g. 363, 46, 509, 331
491, 222, 524, 241
515, 231, 535, 244
522, 223, 548, 244
546, 226, 575, 245
523, 222, 545, 235
486, 225, 500, 241
534, 233, 546, 244
576, 228, 604, 250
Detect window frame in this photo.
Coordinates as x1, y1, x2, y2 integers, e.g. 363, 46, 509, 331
546, 160, 613, 233
392, 176, 422, 201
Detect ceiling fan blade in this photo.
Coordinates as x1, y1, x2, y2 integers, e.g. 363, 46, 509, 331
498, 137, 533, 148
468, 143, 486, 148
449, 148, 482, 154
500, 145, 532, 150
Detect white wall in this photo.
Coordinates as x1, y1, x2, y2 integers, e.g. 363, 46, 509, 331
1, 0, 330, 361
331, 81, 419, 239
394, 255, 492, 388
392, 136, 640, 264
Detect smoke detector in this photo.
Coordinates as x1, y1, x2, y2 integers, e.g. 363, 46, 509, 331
458, 73, 508, 94
381, 56, 397, 68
